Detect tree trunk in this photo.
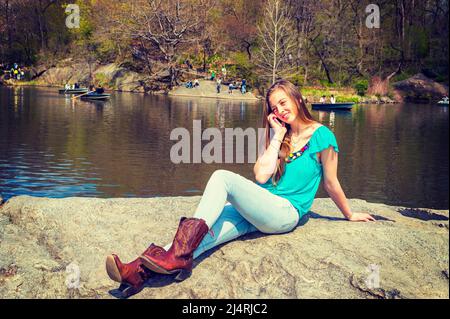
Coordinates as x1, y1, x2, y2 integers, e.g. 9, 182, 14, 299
6, 0, 12, 52
244, 41, 252, 61
35, 6, 46, 50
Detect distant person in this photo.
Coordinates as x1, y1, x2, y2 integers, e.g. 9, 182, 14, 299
65, 83, 71, 90
194, 79, 200, 88
330, 95, 336, 104
221, 66, 227, 80
74, 83, 80, 89
216, 78, 222, 93
241, 79, 247, 94
210, 70, 216, 81
96, 86, 105, 94
185, 81, 193, 89
228, 82, 233, 94
319, 95, 326, 103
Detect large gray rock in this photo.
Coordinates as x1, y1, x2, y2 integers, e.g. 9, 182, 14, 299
37, 62, 95, 86
93, 63, 146, 93
0, 196, 448, 299
393, 73, 449, 102
34, 62, 147, 93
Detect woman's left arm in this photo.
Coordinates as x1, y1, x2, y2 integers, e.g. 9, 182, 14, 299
320, 147, 376, 222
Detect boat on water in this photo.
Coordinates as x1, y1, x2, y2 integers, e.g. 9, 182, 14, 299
59, 88, 89, 94
311, 102, 354, 110
80, 92, 111, 101
437, 96, 449, 105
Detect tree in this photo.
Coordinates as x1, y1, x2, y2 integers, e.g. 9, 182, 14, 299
219, 0, 263, 60
256, 0, 296, 84
116, 0, 214, 87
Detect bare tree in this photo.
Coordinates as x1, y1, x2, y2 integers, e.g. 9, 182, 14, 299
114, 0, 214, 88
286, 0, 317, 84
256, 0, 296, 84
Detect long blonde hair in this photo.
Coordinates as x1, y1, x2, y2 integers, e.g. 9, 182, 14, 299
263, 79, 315, 185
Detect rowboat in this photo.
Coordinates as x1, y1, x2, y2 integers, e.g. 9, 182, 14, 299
437, 97, 449, 105
58, 88, 89, 94
80, 92, 111, 101
311, 102, 354, 110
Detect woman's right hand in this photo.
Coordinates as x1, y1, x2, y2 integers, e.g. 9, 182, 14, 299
267, 113, 287, 137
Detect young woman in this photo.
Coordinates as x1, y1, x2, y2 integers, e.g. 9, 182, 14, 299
105, 79, 375, 297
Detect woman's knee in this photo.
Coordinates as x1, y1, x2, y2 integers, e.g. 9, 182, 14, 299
257, 215, 299, 234
210, 169, 234, 184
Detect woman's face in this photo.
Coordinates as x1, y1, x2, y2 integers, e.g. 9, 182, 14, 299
268, 89, 300, 125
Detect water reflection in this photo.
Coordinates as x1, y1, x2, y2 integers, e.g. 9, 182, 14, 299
0, 86, 448, 210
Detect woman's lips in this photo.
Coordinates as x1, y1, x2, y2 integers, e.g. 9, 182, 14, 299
279, 113, 290, 121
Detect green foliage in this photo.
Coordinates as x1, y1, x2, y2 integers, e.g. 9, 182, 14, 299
353, 79, 369, 96
409, 26, 429, 60
318, 79, 337, 88
226, 51, 255, 81
290, 73, 305, 86
435, 74, 448, 83
208, 53, 224, 70
96, 39, 120, 63
94, 73, 113, 88
336, 96, 360, 103
300, 87, 362, 102
392, 72, 412, 83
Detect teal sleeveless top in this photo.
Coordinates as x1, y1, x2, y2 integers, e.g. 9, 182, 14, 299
258, 125, 339, 218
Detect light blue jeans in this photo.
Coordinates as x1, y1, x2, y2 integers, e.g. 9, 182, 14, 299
164, 170, 300, 259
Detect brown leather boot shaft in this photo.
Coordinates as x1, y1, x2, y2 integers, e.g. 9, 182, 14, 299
140, 217, 209, 276
171, 217, 209, 259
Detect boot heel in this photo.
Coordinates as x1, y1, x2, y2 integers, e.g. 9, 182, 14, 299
118, 283, 142, 299
175, 269, 192, 282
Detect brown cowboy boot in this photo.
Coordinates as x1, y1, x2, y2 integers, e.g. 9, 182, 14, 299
105, 243, 165, 296
140, 217, 209, 281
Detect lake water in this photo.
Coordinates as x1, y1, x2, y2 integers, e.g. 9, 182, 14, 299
0, 86, 448, 209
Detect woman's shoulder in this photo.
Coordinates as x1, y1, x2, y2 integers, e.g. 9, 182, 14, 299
309, 124, 339, 153
312, 123, 334, 136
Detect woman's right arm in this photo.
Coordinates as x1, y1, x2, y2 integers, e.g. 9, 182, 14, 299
253, 114, 287, 184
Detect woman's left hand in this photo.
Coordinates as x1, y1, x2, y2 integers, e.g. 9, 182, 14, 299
348, 212, 376, 222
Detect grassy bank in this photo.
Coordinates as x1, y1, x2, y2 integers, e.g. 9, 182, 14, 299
300, 87, 361, 103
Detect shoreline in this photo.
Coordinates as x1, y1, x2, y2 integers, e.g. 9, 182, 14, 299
1, 80, 263, 100
2, 81, 400, 104
0, 195, 448, 298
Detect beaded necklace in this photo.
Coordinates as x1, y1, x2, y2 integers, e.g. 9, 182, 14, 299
287, 142, 310, 162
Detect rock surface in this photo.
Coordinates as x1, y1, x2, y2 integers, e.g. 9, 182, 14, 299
393, 73, 449, 102
35, 61, 148, 93
0, 195, 448, 299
